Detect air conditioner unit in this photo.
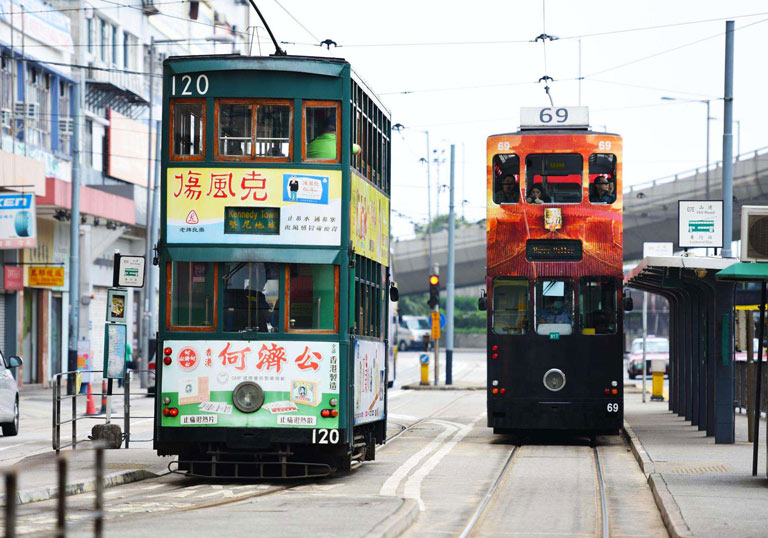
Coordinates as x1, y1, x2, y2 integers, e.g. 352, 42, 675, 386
14, 102, 38, 120
58, 117, 74, 136
0, 108, 11, 129
740, 205, 768, 262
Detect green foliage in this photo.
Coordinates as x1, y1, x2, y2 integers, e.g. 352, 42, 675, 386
397, 292, 486, 333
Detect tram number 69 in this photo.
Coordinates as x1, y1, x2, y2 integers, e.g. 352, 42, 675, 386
606, 403, 620, 413
598, 141, 612, 151
539, 107, 569, 124
171, 74, 209, 96
312, 428, 339, 444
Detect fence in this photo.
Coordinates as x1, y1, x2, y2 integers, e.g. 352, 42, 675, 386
734, 358, 768, 414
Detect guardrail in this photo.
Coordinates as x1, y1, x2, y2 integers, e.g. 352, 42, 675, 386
52, 370, 154, 453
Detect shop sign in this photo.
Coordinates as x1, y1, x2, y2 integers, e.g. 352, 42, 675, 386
28, 266, 64, 287
3, 266, 21, 290
0, 193, 36, 249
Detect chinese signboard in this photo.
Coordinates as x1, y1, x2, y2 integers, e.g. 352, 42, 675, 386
114, 254, 145, 288
161, 340, 340, 428
28, 266, 64, 287
353, 339, 385, 425
166, 168, 341, 246
678, 200, 723, 248
3, 266, 22, 290
350, 171, 390, 266
0, 193, 36, 249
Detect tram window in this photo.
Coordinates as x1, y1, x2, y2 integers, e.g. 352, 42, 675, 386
286, 264, 338, 332
168, 262, 216, 329
222, 262, 280, 333
171, 100, 204, 159
218, 103, 252, 157
525, 154, 583, 204
588, 153, 617, 204
304, 101, 340, 162
492, 154, 520, 204
579, 277, 617, 335
255, 103, 291, 158
492, 278, 528, 334
534, 279, 574, 336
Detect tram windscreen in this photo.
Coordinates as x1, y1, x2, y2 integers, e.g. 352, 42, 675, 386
579, 277, 617, 335
525, 153, 583, 204
222, 262, 280, 333
535, 279, 574, 335
492, 278, 528, 334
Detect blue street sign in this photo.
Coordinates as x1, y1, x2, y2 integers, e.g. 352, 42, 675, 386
427, 313, 447, 329
419, 353, 429, 365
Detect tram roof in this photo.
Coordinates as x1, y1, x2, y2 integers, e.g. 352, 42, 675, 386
488, 129, 621, 137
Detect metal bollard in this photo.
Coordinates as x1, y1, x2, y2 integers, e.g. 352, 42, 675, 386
5, 470, 17, 538
71, 373, 77, 450
56, 455, 67, 537
94, 447, 104, 538
124, 374, 131, 448
419, 353, 430, 385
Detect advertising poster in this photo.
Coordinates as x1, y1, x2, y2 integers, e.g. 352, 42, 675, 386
353, 339, 385, 425
166, 168, 341, 246
0, 193, 36, 249
350, 171, 390, 266
160, 340, 340, 428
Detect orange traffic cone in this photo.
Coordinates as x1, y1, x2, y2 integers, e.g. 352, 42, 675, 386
85, 383, 98, 416
99, 380, 107, 414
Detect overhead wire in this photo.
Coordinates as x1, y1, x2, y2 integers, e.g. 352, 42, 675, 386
270, 0, 320, 43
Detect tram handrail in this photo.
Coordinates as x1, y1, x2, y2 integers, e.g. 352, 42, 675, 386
52, 369, 154, 453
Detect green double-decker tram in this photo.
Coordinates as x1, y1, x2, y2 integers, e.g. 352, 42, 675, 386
154, 54, 393, 478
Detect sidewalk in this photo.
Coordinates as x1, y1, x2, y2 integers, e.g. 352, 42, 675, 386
624, 388, 768, 538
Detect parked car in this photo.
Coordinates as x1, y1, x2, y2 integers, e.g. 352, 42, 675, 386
397, 315, 431, 351
627, 336, 669, 379
0, 351, 22, 436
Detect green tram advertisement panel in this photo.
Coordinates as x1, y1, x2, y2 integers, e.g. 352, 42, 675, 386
156, 55, 392, 477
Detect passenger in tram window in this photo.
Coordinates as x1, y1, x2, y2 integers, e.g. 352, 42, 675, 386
526, 185, 550, 204
589, 175, 616, 204
494, 174, 519, 204
307, 117, 337, 159
538, 298, 571, 325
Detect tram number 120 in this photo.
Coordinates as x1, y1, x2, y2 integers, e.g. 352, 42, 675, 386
171, 74, 209, 96
312, 429, 339, 444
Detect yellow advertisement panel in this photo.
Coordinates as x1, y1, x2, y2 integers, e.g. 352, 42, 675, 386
166, 167, 342, 246
28, 266, 64, 287
350, 172, 389, 266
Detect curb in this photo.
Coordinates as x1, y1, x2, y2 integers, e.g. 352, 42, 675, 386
622, 421, 693, 538
401, 384, 485, 391
367, 498, 419, 538
0, 468, 160, 506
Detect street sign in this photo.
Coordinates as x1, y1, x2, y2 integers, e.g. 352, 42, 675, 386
427, 312, 447, 329
419, 353, 429, 365
430, 311, 441, 340
106, 288, 128, 323
113, 254, 146, 288
678, 200, 723, 248
643, 242, 673, 257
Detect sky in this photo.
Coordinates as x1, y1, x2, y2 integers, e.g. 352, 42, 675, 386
249, 1, 768, 239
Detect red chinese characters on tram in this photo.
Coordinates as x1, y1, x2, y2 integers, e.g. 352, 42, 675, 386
173, 170, 270, 202
295, 346, 322, 371
256, 343, 287, 373
218, 342, 251, 371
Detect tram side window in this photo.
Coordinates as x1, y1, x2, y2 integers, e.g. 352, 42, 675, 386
534, 280, 574, 336
492, 278, 528, 334
222, 262, 280, 333
492, 154, 520, 205
304, 102, 340, 162
169, 262, 216, 329
171, 100, 204, 159
525, 154, 583, 204
218, 103, 252, 157
287, 264, 338, 332
579, 277, 617, 335
588, 153, 617, 204
255, 103, 291, 158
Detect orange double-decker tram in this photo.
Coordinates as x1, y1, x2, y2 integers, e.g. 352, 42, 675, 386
482, 107, 624, 439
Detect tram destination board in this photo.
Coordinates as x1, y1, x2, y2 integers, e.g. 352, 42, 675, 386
224, 206, 280, 235
525, 239, 583, 261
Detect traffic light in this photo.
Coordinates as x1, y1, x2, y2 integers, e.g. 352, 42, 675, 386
428, 274, 440, 309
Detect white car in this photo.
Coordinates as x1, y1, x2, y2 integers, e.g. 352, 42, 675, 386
0, 351, 22, 436
397, 315, 431, 351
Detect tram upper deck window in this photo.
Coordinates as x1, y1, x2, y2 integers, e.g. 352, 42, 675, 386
525, 154, 583, 204
304, 101, 340, 162
286, 264, 338, 332
171, 100, 205, 160
492, 154, 520, 204
588, 153, 617, 204
222, 262, 280, 333
534, 279, 574, 336
218, 103, 252, 157
492, 278, 528, 334
215, 100, 292, 161
579, 277, 617, 335
168, 262, 216, 330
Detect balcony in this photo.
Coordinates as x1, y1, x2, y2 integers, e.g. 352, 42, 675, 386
141, 0, 159, 15
86, 64, 148, 118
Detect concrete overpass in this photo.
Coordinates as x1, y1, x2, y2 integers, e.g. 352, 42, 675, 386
393, 146, 768, 295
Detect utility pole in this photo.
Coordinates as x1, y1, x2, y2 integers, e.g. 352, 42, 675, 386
423, 131, 433, 272
141, 37, 156, 388
721, 20, 735, 258
642, 291, 647, 403
446, 145, 456, 385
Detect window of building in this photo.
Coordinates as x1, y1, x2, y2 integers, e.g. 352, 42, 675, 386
222, 262, 280, 333
588, 153, 617, 205
123, 32, 135, 70
25, 67, 50, 149
492, 278, 528, 334
579, 277, 617, 335
168, 262, 217, 330
85, 119, 93, 167
352, 255, 384, 337
111, 25, 118, 66
0, 55, 13, 135
492, 154, 520, 205
58, 82, 72, 155
100, 19, 108, 62
87, 18, 93, 54
286, 264, 338, 332
304, 101, 340, 162
170, 99, 205, 160
525, 153, 583, 204
215, 99, 291, 161
534, 279, 574, 336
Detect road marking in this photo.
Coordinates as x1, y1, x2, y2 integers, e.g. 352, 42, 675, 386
197, 488, 235, 499
404, 413, 485, 511
380, 421, 456, 497
0, 442, 27, 452
388, 413, 417, 421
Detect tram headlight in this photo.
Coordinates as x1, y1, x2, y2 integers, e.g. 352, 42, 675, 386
232, 382, 265, 414
543, 369, 566, 392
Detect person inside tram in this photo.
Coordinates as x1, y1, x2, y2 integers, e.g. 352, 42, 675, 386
589, 175, 616, 204
307, 117, 337, 159
494, 174, 519, 204
538, 298, 571, 325
526, 185, 551, 204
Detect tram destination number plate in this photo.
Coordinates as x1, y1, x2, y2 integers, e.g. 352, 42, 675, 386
525, 239, 583, 261
224, 206, 280, 235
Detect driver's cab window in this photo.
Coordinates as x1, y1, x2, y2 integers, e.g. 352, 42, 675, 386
579, 277, 617, 334
525, 153, 583, 204
492, 154, 520, 204
222, 262, 280, 333
286, 264, 338, 332
588, 153, 617, 204
492, 278, 528, 334
535, 279, 574, 336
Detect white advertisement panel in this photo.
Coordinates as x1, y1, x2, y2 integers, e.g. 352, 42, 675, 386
353, 339, 386, 425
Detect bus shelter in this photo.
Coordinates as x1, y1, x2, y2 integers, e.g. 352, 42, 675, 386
625, 256, 737, 444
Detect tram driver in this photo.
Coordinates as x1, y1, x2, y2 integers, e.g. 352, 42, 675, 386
538, 298, 571, 325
